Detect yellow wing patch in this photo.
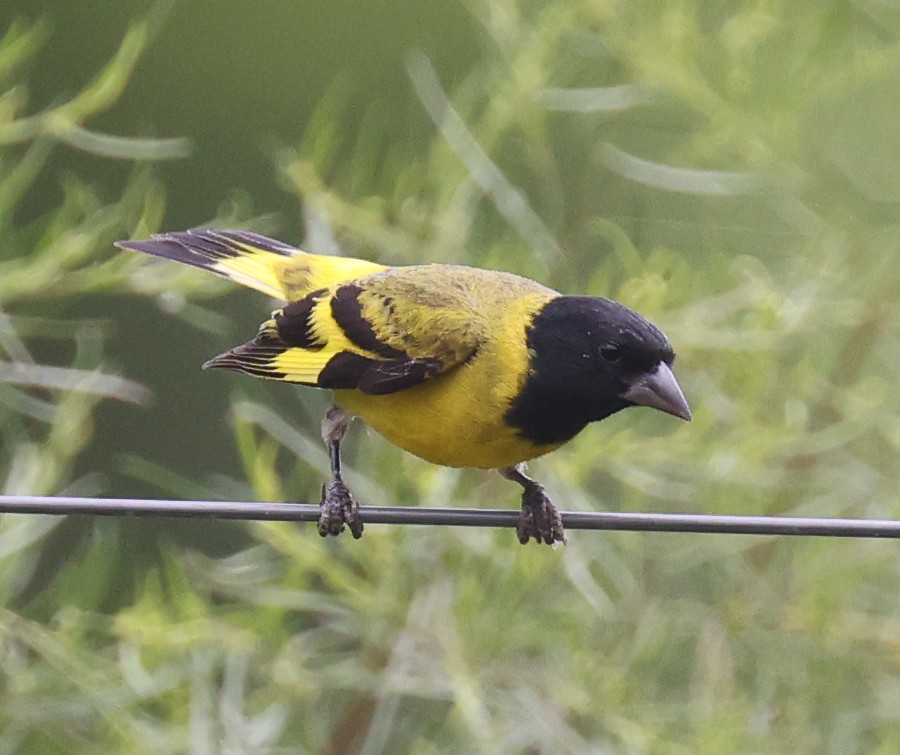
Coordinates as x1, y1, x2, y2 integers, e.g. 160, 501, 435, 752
268, 344, 337, 384
203, 273, 485, 394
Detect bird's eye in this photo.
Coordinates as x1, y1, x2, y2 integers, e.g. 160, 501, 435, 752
600, 345, 621, 362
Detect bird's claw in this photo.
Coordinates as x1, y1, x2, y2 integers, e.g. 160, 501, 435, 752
517, 484, 566, 546
318, 477, 364, 539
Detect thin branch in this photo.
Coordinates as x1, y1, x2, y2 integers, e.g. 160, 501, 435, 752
406, 50, 560, 264
0, 496, 899, 539
0, 362, 151, 404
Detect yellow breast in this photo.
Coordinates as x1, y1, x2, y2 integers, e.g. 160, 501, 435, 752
335, 289, 564, 469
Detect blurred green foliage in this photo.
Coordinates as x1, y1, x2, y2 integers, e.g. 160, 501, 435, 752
3, 0, 900, 752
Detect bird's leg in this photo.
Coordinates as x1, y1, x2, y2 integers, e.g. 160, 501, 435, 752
499, 464, 566, 545
319, 407, 363, 539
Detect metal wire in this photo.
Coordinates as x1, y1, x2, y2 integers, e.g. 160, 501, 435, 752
0, 495, 899, 538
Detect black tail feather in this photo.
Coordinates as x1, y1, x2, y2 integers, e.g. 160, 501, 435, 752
115, 229, 299, 273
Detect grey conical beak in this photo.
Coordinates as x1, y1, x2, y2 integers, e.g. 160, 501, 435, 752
622, 362, 691, 421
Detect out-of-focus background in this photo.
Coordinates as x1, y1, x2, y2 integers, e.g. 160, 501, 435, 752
3, 0, 900, 751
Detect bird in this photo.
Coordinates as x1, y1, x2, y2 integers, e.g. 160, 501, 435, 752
116, 230, 690, 545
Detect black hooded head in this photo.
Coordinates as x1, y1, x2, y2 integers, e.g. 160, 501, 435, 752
505, 296, 689, 446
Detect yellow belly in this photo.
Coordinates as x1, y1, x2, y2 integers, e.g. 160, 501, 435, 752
325, 267, 562, 468
335, 345, 563, 469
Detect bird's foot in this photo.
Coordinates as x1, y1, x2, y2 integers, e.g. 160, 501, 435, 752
517, 483, 566, 546
318, 476, 364, 539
